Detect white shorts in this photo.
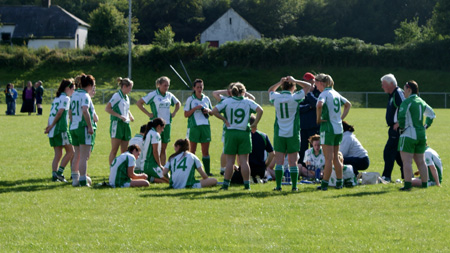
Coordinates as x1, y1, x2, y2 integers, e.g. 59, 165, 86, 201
192, 182, 202, 189
186, 128, 190, 139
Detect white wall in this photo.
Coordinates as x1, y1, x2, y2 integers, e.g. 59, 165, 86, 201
28, 39, 74, 49
76, 26, 88, 49
200, 9, 261, 46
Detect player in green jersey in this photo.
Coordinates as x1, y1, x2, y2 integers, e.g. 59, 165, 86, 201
398, 81, 436, 191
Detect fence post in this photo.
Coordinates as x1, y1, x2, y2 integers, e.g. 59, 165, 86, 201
102, 91, 105, 104
366, 92, 368, 108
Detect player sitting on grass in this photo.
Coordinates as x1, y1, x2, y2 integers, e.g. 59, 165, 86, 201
109, 144, 149, 188
412, 145, 442, 187
163, 139, 217, 189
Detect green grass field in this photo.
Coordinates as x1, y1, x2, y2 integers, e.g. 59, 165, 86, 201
0, 105, 449, 251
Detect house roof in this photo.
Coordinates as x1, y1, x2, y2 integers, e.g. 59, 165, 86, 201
201, 8, 261, 36
0, 5, 89, 39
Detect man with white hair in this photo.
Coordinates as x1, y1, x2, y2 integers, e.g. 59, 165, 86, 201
380, 73, 405, 181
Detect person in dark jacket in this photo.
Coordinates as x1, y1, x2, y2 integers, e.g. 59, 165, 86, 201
4, 83, 14, 115
20, 81, 36, 115
35, 80, 44, 115
298, 72, 321, 166
380, 73, 405, 182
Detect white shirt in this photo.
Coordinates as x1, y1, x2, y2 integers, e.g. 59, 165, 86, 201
340, 131, 368, 158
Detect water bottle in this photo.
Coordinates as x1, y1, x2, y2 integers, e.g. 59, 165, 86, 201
315, 168, 321, 182
284, 168, 291, 183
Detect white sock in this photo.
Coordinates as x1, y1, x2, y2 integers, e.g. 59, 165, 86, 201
72, 172, 80, 186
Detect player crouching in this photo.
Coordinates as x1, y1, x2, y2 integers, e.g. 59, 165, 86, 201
109, 144, 150, 188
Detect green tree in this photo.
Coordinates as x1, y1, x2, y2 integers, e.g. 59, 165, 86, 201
431, 0, 450, 35
153, 25, 175, 48
88, 3, 138, 47
394, 17, 423, 45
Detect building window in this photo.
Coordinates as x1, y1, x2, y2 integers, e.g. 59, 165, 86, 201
207, 41, 219, 48
58, 41, 70, 48
229, 18, 232, 25
1, 33, 11, 41
77, 34, 79, 48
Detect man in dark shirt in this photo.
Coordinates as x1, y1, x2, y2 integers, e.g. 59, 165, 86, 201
381, 74, 405, 181
298, 72, 320, 165
35, 80, 44, 115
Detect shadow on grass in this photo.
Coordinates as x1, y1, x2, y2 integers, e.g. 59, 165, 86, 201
0, 177, 71, 194
138, 185, 309, 199
329, 190, 389, 198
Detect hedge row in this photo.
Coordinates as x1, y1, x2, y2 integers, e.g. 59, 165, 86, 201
1, 36, 449, 70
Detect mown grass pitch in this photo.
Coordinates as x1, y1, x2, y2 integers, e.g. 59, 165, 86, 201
0, 105, 448, 251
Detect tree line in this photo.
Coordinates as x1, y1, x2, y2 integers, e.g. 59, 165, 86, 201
1, 0, 449, 46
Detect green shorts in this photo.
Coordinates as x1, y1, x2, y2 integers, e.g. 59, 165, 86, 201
49, 132, 72, 147
273, 133, 300, 154
110, 120, 132, 141
144, 165, 164, 179
398, 136, 426, 154
70, 127, 95, 146
224, 129, 251, 155
161, 124, 171, 144
320, 131, 342, 146
188, 125, 211, 143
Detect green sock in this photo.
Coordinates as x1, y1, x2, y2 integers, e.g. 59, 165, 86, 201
275, 165, 283, 189
57, 166, 65, 176
404, 181, 412, 189
52, 171, 57, 177
321, 180, 329, 189
202, 156, 210, 175
290, 166, 299, 189
244, 181, 250, 189
422, 182, 428, 188
336, 179, 343, 187
222, 179, 230, 189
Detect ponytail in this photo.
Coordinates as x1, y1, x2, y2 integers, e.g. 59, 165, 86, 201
80, 74, 95, 88
168, 139, 190, 161
56, 79, 74, 97
143, 118, 166, 140
117, 77, 133, 88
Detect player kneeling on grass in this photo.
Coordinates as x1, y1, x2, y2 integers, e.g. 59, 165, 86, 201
109, 144, 149, 188
141, 118, 170, 184
163, 139, 217, 189
412, 145, 442, 187
45, 79, 75, 182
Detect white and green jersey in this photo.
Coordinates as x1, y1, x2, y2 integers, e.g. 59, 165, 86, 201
47, 93, 70, 138
70, 89, 93, 130
109, 151, 135, 187
184, 93, 212, 127
165, 152, 202, 189
141, 89, 180, 124
269, 90, 305, 137
109, 90, 130, 123
317, 87, 348, 134
90, 98, 97, 130
129, 134, 144, 170
398, 94, 435, 141
425, 147, 442, 183
141, 129, 161, 169
303, 147, 325, 170
214, 96, 259, 131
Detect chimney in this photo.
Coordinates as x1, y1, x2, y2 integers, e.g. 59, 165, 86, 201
42, 0, 51, 8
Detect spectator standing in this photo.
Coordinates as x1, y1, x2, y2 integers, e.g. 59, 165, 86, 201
20, 81, 36, 115
35, 81, 44, 115
4, 83, 14, 115
380, 74, 405, 182
298, 72, 321, 165
11, 83, 18, 115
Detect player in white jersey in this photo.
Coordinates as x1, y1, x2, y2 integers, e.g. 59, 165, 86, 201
412, 146, 442, 187
269, 76, 310, 191
300, 134, 325, 179
109, 144, 149, 188
106, 78, 135, 165
212, 85, 255, 175
315, 73, 351, 190
163, 139, 217, 189
141, 118, 169, 183
45, 79, 75, 182
212, 82, 263, 190
184, 79, 214, 176
137, 76, 181, 166
69, 74, 96, 187
129, 124, 147, 172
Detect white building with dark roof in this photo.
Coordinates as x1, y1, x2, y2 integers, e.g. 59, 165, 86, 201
200, 8, 261, 47
0, 1, 89, 49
